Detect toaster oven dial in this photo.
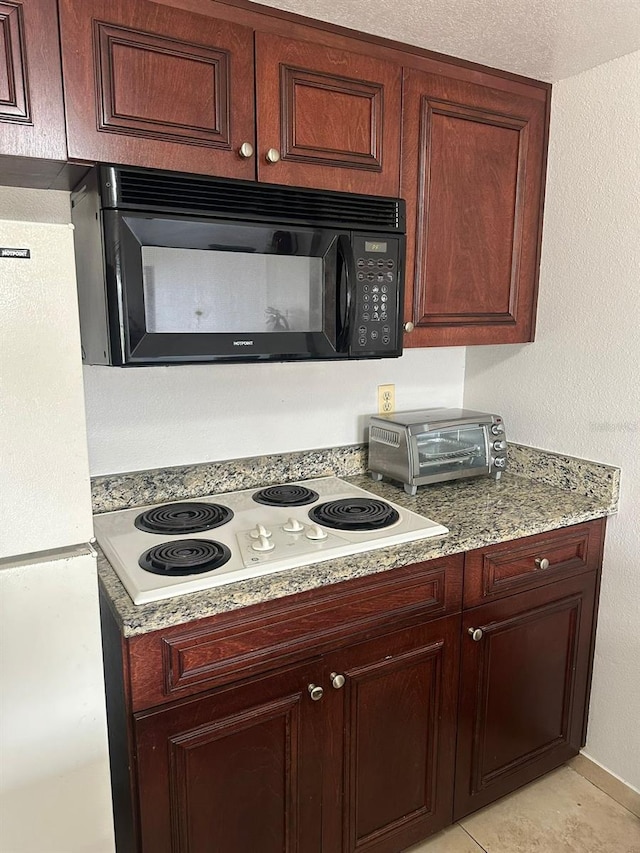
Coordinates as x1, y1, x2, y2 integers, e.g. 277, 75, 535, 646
493, 440, 507, 452
494, 457, 507, 469
491, 423, 504, 435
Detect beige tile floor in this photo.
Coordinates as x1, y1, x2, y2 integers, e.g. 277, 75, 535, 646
407, 766, 640, 853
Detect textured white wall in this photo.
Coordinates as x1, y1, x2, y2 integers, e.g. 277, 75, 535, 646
464, 51, 640, 789
84, 349, 466, 474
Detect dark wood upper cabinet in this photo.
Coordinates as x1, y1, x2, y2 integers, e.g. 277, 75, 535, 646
58, 0, 256, 180
401, 67, 549, 346
255, 32, 401, 195
454, 571, 598, 820
3, 2, 554, 336
0, 0, 68, 182
57, 1, 401, 193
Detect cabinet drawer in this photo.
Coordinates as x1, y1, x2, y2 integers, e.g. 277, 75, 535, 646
463, 519, 605, 608
128, 555, 463, 711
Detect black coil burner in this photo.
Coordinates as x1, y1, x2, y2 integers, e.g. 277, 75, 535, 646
134, 502, 233, 535
252, 484, 319, 507
309, 498, 400, 531
138, 539, 231, 576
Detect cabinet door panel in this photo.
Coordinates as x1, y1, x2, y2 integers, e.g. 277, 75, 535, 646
455, 572, 597, 819
402, 68, 548, 346
329, 614, 460, 853
0, 0, 66, 162
59, 0, 255, 179
135, 661, 324, 853
256, 32, 401, 195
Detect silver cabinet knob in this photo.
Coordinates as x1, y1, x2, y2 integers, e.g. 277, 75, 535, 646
535, 557, 550, 570
330, 672, 345, 689
238, 141, 254, 159
468, 627, 483, 642
265, 148, 281, 163
308, 683, 324, 701
403, 321, 415, 333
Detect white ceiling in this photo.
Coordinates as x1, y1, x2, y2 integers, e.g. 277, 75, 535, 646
257, 0, 640, 81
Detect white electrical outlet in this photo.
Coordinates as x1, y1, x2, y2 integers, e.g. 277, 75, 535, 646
377, 384, 395, 414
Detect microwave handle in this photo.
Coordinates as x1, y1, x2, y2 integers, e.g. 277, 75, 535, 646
336, 234, 355, 351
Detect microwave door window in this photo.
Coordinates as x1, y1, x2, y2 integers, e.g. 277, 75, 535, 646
138, 230, 324, 336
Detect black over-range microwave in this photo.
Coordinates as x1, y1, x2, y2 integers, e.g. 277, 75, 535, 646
71, 166, 406, 366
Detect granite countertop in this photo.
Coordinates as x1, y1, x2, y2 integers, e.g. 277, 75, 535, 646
97, 443, 619, 637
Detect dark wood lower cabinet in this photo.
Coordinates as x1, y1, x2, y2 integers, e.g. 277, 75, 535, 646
135, 659, 325, 853
335, 614, 460, 853
454, 571, 598, 820
132, 614, 460, 853
101, 521, 605, 852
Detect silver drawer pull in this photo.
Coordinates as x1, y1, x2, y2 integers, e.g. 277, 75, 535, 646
468, 627, 483, 642
308, 683, 324, 701
535, 557, 550, 570
330, 672, 346, 689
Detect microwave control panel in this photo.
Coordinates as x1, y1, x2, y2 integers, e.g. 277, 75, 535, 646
351, 234, 402, 354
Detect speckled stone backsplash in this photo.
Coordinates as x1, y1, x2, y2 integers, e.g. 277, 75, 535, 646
91, 441, 619, 515
91, 444, 367, 513
507, 443, 620, 512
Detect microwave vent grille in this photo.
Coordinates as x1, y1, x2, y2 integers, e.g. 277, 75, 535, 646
109, 168, 403, 230
370, 426, 401, 447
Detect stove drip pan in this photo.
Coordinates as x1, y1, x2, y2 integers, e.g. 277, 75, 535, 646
138, 539, 232, 576
134, 502, 233, 535
309, 498, 400, 531
252, 484, 319, 506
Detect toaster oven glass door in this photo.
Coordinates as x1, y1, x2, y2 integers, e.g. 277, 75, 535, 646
414, 425, 489, 477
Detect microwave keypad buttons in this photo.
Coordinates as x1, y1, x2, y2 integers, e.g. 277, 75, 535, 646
354, 238, 399, 352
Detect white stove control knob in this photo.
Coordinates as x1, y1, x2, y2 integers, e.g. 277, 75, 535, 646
251, 534, 275, 552
283, 518, 304, 533
306, 524, 328, 541
250, 524, 272, 540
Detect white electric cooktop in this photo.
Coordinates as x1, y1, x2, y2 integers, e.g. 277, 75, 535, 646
94, 477, 448, 605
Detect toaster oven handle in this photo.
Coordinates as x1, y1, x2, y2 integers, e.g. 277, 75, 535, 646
336, 234, 355, 352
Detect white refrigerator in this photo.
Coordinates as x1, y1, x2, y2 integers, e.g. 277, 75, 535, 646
0, 219, 115, 852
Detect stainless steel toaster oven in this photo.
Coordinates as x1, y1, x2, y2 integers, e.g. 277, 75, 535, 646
368, 408, 507, 494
